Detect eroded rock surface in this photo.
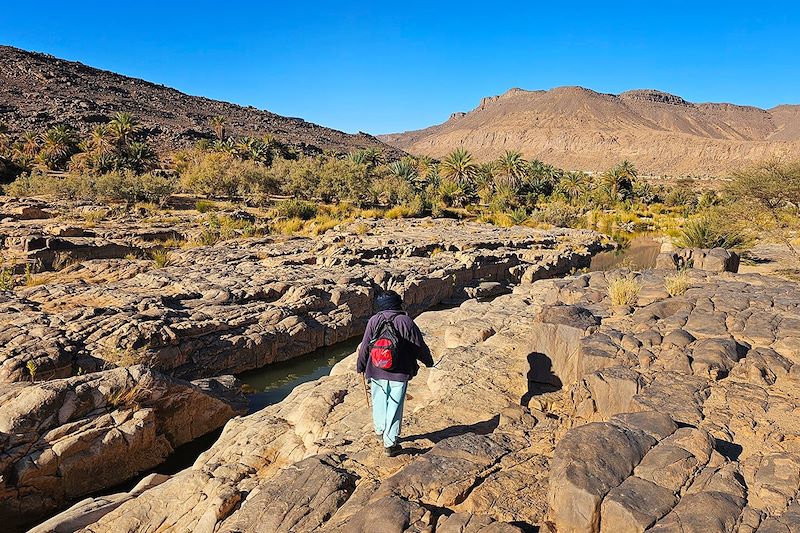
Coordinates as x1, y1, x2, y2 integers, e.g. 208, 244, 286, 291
0, 366, 245, 529
1, 218, 605, 384
37, 267, 799, 533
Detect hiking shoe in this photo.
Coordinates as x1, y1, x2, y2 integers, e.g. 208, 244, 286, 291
384, 444, 401, 457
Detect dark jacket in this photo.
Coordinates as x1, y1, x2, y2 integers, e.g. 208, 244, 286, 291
357, 310, 433, 382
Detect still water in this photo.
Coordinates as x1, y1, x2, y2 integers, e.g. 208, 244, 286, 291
589, 236, 662, 271
238, 337, 361, 412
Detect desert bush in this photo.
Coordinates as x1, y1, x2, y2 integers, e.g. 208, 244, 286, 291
304, 215, 340, 235
727, 159, 800, 260
664, 270, 690, 296
372, 175, 416, 206
385, 195, 425, 219
607, 274, 641, 306
103, 346, 152, 368
5, 171, 92, 199
674, 215, 746, 249
698, 190, 722, 208
273, 199, 318, 220
488, 188, 519, 212
665, 187, 698, 210
531, 201, 583, 228
5, 170, 174, 205
94, 171, 175, 206
315, 157, 373, 204
178, 151, 278, 199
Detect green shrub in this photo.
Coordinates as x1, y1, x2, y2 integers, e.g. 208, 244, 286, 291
273, 199, 318, 220
531, 201, 583, 228
4, 170, 174, 205
674, 216, 746, 249
178, 151, 278, 199
665, 188, 698, 210
508, 207, 529, 225
95, 171, 175, 205
371, 175, 416, 206
0, 265, 15, 291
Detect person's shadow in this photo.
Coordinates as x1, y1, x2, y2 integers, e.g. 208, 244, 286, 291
401, 415, 501, 452
521, 352, 562, 406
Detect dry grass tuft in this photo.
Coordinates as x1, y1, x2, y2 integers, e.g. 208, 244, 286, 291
106, 377, 154, 410
664, 270, 690, 296
608, 274, 642, 306
151, 249, 173, 268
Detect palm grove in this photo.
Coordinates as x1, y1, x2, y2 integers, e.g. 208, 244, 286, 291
0, 114, 798, 260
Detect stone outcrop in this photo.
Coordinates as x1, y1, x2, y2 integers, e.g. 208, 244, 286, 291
656, 246, 740, 273
0, 366, 245, 529
35, 267, 799, 532
0, 218, 606, 384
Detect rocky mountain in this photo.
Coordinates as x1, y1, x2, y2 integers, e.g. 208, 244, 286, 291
380, 86, 800, 176
0, 45, 401, 157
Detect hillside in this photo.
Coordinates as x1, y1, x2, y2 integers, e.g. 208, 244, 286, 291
0, 45, 401, 157
380, 86, 800, 176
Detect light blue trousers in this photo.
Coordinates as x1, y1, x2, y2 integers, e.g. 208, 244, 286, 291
370, 378, 407, 447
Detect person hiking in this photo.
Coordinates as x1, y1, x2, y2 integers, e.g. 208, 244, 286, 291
357, 290, 433, 457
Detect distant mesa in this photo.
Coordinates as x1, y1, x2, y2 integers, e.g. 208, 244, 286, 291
380, 85, 800, 176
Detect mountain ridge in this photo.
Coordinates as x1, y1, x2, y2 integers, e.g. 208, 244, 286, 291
0, 45, 402, 157
380, 86, 800, 175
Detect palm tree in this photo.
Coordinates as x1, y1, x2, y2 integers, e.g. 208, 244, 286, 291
107, 112, 141, 147
474, 161, 497, 195
617, 160, 638, 180
124, 142, 156, 173
494, 150, 527, 191
86, 124, 115, 156
602, 161, 636, 201
347, 149, 368, 165
388, 159, 418, 182
210, 115, 226, 140
38, 125, 78, 169
558, 172, 588, 204
16, 131, 40, 158
440, 147, 477, 186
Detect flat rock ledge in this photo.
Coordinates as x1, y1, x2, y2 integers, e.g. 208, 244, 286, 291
0, 219, 606, 384
32, 267, 799, 533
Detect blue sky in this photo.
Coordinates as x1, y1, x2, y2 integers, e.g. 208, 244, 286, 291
2, 1, 799, 135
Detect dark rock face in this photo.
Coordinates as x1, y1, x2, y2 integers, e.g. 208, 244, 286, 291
0, 45, 401, 157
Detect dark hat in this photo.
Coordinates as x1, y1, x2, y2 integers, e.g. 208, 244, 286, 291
375, 290, 403, 312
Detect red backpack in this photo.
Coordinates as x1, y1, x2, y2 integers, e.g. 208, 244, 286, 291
368, 317, 403, 372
